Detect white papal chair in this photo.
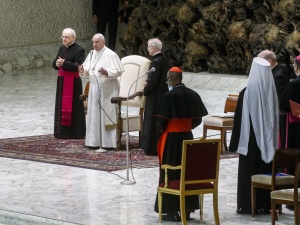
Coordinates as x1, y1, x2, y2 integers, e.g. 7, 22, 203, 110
111, 55, 151, 150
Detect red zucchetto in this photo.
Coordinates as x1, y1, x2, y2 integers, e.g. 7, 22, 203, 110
169, 67, 182, 73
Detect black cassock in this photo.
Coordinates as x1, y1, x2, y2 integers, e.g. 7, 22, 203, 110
52, 42, 86, 139
141, 53, 170, 155
272, 64, 289, 147
229, 88, 273, 214
154, 84, 208, 213
280, 75, 300, 148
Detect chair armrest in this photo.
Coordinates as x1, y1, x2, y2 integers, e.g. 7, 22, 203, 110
79, 94, 88, 101
161, 164, 182, 170
161, 164, 182, 188
111, 91, 143, 104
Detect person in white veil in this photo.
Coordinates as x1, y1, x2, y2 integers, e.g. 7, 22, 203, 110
229, 57, 279, 215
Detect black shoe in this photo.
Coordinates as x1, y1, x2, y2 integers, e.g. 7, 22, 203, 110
236, 209, 251, 214
162, 213, 181, 222
86, 146, 100, 150
186, 212, 191, 221
144, 151, 158, 156
102, 147, 116, 150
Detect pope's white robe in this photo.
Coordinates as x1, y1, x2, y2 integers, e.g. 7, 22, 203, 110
82, 46, 124, 148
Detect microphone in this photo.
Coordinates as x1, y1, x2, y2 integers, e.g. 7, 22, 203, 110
121, 66, 155, 185
146, 67, 156, 74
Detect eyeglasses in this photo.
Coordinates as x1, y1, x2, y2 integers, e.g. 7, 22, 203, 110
147, 46, 154, 49
61, 36, 70, 39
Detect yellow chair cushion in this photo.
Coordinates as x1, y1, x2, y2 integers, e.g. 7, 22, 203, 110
252, 174, 294, 185
271, 188, 300, 201
203, 116, 234, 127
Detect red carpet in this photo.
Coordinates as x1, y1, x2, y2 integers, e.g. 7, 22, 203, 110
0, 135, 238, 172
0, 134, 159, 172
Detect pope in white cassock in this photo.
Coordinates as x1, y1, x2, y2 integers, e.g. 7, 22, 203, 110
80, 33, 124, 150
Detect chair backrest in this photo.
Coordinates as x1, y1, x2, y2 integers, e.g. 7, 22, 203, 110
119, 55, 151, 108
181, 138, 221, 186
272, 148, 300, 187
224, 93, 239, 113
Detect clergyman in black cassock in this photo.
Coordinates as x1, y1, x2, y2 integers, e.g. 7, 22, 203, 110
141, 38, 170, 156
154, 67, 208, 221
280, 55, 300, 148
52, 28, 86, 139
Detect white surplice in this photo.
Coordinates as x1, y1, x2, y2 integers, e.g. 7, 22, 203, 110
82, 46, 124, 148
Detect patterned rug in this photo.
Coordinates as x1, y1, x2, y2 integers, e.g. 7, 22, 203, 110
0, 135, 238, 172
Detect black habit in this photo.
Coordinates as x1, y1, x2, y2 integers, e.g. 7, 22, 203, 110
52, 42, 86, 139
229, 88, 273, 214
280, 75, 300, 148
141, 53, 170, 155
272, 64, 289, 147
154, 83, 208, 213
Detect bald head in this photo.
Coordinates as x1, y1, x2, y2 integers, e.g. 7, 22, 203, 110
258, 50, 277, 68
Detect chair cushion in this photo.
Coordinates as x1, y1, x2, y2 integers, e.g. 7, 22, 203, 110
203, 116, 234, 127
121, 113, 141, 131
271, 188, 300, 201
252, 174, 294, 185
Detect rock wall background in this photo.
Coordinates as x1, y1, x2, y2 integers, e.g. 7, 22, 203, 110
0, 0, 94, 74
121, 0, 300, 75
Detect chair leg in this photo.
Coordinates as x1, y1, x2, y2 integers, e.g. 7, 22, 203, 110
200, 194, 204, 220
251, 184, 256, 217
180, 194, 187, 225
203, 126, 207, 139
213, 192, 220, 225
158, 192, 162, 223
224, 130, 228, 151
117, 131, 122, 150
138, 131, 141, 147
220, 130, 225, 155
271, 199, 277, 225
294, 203, 299, 225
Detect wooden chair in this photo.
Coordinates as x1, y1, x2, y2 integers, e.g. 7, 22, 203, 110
270, 149, 300, 225
111, 55, 151, 150
81, 81, 90, 115
157, 138, 221, 225
202, 93, 239, 154
251, 148, 296, 217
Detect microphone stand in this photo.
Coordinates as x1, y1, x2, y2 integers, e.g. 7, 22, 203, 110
121, 68, 155, 185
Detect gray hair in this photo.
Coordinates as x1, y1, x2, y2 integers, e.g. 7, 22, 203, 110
63, 28, 76, 38
147, 38, 162, 50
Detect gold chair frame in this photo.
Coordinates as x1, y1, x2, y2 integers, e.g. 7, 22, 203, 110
157, 138, 221, 225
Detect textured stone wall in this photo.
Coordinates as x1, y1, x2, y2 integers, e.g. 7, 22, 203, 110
0, 0, 95, 74
0, 0, 94, 48
122, 0, 300, 75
